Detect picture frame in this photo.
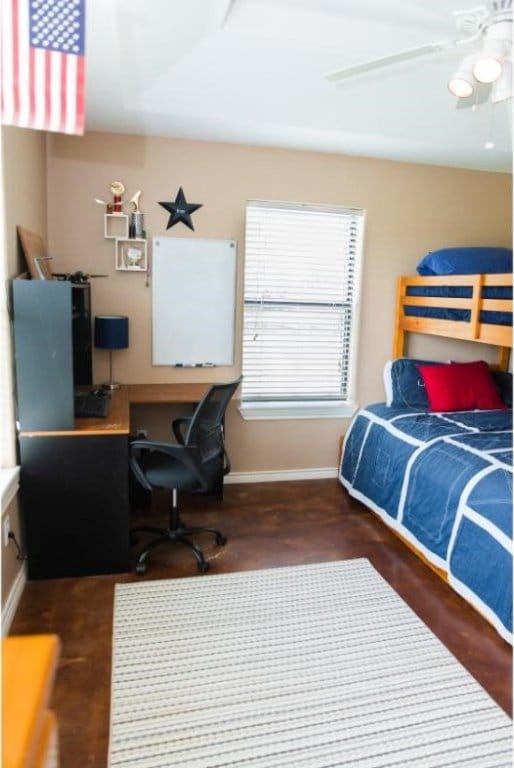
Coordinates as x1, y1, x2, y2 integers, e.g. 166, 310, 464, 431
17, 226, 53, 280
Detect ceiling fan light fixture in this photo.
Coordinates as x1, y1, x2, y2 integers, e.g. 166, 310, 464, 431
448, 54, 476, 98
473, 24, 510, 83
473, 54, 503, 83
448, 76, 475, 98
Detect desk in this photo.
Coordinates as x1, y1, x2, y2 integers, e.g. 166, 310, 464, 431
128, 382, 212, 405
19, 384, 214, 579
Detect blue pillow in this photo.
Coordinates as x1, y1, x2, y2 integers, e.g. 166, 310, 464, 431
384, 358, 443, 409
417, 247, 512, 276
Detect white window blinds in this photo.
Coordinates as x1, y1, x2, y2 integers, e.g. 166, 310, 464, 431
242, 200, 364, 404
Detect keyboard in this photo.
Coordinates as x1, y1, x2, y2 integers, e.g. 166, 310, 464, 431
74, 390, 109, 418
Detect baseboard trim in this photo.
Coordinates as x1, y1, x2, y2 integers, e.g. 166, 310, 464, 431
225, 467, 339, 484
2, 563, 26, 637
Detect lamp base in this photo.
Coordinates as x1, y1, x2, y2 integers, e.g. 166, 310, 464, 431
102, 350, 121, 390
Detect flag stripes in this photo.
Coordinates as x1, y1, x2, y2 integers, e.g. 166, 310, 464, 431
1, 0, 86, 135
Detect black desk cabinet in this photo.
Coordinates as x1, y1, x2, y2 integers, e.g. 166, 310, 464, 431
19, 433, 130, 579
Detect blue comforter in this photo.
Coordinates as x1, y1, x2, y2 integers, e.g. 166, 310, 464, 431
340, 404, 512, 644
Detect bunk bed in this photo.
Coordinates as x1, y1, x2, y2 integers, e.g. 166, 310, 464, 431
340, 256, 512, 644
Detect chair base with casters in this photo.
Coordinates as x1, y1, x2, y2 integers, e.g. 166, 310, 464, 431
131, 489, 226, 574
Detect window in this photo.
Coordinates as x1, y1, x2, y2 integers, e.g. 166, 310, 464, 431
241, 200, 364, 420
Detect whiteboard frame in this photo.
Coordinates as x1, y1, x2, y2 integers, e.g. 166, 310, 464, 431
152, 237, 237, 366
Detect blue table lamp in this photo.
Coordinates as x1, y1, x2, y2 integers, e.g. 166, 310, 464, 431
94, 315, 129, 390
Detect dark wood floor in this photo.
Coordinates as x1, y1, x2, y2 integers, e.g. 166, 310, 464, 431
10, 479, 512, 768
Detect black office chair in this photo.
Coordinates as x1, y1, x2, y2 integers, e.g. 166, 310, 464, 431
129, 377, 242, 574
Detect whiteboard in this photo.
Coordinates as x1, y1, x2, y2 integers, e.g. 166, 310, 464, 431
152, 237, 237, 366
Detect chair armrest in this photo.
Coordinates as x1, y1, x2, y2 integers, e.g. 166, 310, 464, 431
129, 440, 154, 491
172, 417, 191, 444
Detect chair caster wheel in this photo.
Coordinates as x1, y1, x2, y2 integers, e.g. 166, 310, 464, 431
216, 534, 227, 546
135, 562, 147, 575
198, 561, 209, 573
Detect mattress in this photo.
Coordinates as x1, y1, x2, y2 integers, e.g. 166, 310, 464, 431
339, 403, 513, 644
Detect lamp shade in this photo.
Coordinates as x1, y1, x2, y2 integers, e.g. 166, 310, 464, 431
94, 315, 129, 350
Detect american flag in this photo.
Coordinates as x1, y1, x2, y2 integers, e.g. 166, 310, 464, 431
1, 0, 86, 135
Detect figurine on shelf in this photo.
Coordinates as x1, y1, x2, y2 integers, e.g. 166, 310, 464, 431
125, 246, 143, 268
128, 190, 144, 238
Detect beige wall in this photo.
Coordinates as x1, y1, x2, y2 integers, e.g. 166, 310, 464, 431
1, 126, 47, 608
3, 126, 48, 276
45, 132, 512, 472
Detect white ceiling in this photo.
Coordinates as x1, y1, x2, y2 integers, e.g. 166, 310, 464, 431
85, 0, 513, 172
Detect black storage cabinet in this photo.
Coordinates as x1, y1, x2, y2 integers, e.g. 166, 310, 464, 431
12, 278, 129, 579
19, 433, 129, 579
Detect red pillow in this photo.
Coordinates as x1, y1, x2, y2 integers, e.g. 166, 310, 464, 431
416, 361, 507, 412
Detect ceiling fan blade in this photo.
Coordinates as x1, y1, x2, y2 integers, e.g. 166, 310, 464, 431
324, 40, 452, 82
218, 0, 237, 27
456, 82, 492, 108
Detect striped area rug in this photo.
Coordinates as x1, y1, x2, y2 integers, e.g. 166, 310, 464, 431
109, 559, 512, 767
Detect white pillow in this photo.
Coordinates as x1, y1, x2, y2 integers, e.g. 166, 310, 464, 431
383, 360, 393, 406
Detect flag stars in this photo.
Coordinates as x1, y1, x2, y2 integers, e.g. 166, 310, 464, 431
9, 0, 85, 135
29, 0, 84, 55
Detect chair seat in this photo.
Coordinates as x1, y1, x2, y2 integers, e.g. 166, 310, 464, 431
140, 452, 200, 492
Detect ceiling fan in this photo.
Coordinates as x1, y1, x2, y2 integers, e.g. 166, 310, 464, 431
325, 1, 512, 108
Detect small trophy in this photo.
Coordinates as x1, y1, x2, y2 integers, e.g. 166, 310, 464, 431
94, 180, 126, 213
109, 181, 125, 212
128, 190, 144, 238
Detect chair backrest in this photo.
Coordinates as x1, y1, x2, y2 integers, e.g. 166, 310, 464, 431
185, 377, 242, 472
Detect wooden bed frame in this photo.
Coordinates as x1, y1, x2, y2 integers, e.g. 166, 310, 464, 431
392, 272, 513, 370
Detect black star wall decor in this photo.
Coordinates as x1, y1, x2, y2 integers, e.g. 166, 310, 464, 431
158, 187, 203, 231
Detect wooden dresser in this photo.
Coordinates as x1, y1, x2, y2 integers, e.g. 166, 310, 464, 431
2, 634, 60, 768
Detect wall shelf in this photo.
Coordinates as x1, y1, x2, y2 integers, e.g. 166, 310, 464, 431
101, 199, 148, 274
104, 213, 129, 240
115, 238, 148, 271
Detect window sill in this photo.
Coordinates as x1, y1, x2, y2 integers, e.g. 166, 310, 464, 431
238, 401, 357, 421
0, 467, 20, 512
